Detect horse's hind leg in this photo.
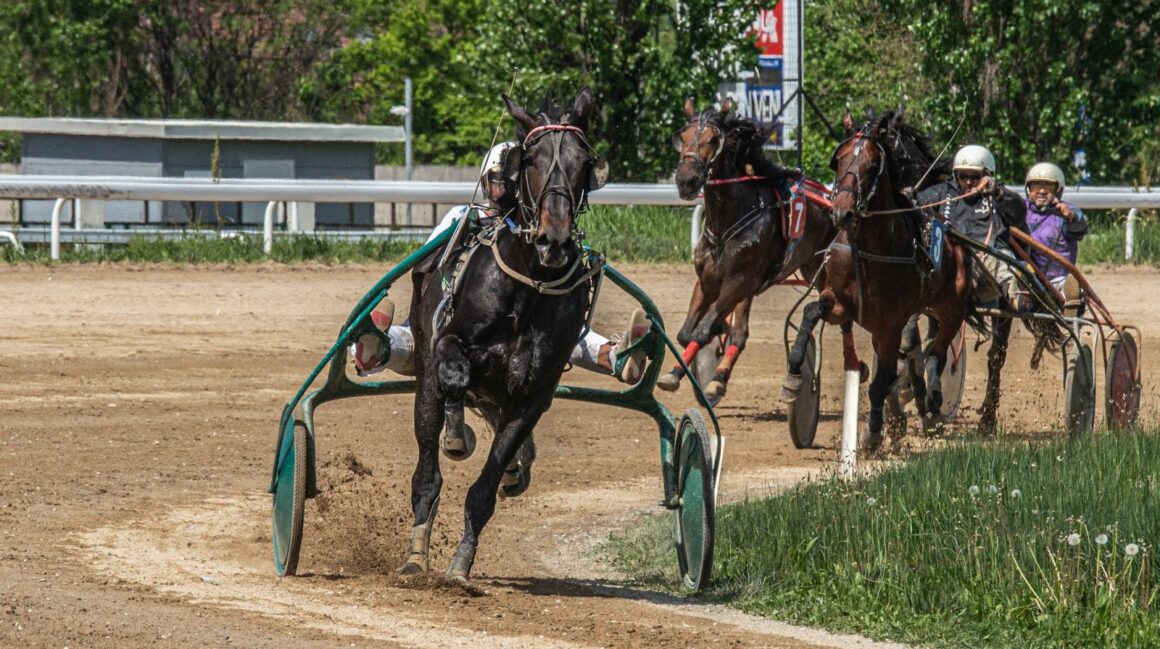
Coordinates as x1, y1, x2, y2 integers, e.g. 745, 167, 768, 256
707, 297, 753, 400
979, 314, 1012, 435
448, 397, 549, 583
398, 381, 445, 575
435, 335, 476, 460
782, 298, 831, 402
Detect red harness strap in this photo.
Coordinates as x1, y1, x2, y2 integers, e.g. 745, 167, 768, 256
704, 175, 769, 187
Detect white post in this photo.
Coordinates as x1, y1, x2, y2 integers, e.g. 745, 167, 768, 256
0, 230, 23, 253
840, 369, 859, 478
691, 204, 704, 256
404, 76, 413, 227
1126, 208, 1137, 260
263, 200, 277, 255
288, 202, 299, 233
50, 197, 67, 261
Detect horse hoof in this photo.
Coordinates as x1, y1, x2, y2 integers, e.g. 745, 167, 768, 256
499, 462, 532, 499
396, 560, 426, 576
780, 373, 802, 403
656, 371, 681, 392
705, 379, 727, 400
861, 427, 884, 453
440, 423, 476, 461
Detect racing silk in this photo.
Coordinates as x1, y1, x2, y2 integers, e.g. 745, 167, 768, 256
1024, 199, 1087, 282
918, 179, 1026, 250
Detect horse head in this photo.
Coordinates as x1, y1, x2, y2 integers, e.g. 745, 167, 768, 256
672, 98, 775, 201
828, 111, 897, 231
501, 87, 607, 269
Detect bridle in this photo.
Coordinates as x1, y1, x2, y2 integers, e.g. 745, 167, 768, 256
829, 131, 887, 229
673, 114, 725, 184
513, 123, 601, 242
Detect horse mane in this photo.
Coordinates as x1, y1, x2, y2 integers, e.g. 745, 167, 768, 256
700, 108, 792, 180
864, 110, 951, 192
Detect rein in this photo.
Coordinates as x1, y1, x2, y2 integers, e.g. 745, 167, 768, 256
705, 175, 768, 187
478, 226, 604, 296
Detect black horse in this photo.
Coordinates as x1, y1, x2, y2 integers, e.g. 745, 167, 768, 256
400, 88, 607, 583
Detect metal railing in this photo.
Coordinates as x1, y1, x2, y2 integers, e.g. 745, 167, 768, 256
0, 174, 1157, 259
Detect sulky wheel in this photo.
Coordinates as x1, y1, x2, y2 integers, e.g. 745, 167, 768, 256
1106, 331, 1141, 429
272, 418, 309, 576
674, 409, 716, 591
1063, 341, 1096, 436
939, 326, 968, 420
787, 336, 821, 449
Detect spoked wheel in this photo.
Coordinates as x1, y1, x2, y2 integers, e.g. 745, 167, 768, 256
939, 326, 969, 420
674, 409, 715, 591
1063, 341, 1096, 435
787, 336, 820, 449
272, 418, 309, 576
691, 342, 725, 407
1106, 331, 1141, 428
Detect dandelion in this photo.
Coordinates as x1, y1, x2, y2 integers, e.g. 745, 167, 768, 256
867, 497, 877, 506
969, 485, 980, 497
1136, 480, 1146, 489
1096, 534, 1108, 546
1010, 489, 1021, 499
988, 485, 998, 495
1126, 543, 1140, 557
1067, 533, 1081, 546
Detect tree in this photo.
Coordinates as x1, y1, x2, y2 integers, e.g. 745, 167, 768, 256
901, 0, 1160, 185
474, 0, 773, 181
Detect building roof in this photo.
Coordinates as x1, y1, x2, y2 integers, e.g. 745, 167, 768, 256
0, 117, 404, 142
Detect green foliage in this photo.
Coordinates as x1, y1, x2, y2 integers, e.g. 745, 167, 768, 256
1077, 213, 1160, 266
582, 205, 692, 263
898, 0, 1160, 185
608, 433, 1160, 648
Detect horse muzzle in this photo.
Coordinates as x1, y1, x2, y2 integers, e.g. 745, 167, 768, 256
533, 233, 573, 269
831, 207, 856, 231
675, 163, 707, 201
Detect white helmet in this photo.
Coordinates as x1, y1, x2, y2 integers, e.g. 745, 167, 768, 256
952, 144, 996, 175
480, 141, 516, 179
1024, 162, 1066, 196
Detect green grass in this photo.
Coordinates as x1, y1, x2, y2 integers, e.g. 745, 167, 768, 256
0, 205, 695, 264
606, 433, 1160, 648
1078, 212, 1160, 265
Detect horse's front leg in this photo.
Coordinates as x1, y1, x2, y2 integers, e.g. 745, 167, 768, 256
398, 374, 445, 575
706, 296, 753, 400
781, 296, 833, 401
435, 334, 476, 460
658, 279, 714, 391
865, 326, 904, 452
447, 394, 550, 583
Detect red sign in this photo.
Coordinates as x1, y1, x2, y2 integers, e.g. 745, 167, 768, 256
751, 4, 784, 57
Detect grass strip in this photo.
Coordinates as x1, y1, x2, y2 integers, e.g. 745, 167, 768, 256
606, 433, 1160, 648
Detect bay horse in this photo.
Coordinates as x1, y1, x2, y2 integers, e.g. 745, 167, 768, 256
782, 110, 972, 451
658, 99, 835, 401
402, 88, 606, 583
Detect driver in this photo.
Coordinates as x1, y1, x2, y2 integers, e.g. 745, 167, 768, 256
351, 142, 650, 385
918, 144, 1026, 305
1023, 161, 1087, 306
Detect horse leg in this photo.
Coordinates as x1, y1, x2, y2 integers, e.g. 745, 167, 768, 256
658, 280, 712, 391
398, 380, 445, 575
979, 314, 1012, 435
899, 314, 926, 410
782, 298, 832, 402
435, 335, 477, 460
707, 297, 753, 400
499, 432, 535, 499
447, 397, 549, 583
865, 327, 903, 452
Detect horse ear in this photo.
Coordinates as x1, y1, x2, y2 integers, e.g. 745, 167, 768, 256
876, 112, 892, 136
895, 103, 906, 121
569, 86, 594, 130
842, 110, 854, 136
588, 156, 609, 190
503, 94, 536, 137
684, 97, 696, 119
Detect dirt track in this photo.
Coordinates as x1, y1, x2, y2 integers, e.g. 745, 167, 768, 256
1, 263, 1155, 648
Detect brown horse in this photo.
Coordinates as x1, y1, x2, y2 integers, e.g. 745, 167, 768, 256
658, 99, 835, 402
782, 110, 972, 450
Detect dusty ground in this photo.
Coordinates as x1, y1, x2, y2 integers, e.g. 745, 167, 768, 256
1, 262, 1155, 648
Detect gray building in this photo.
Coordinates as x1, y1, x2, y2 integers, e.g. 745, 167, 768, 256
0, 117, 403, 228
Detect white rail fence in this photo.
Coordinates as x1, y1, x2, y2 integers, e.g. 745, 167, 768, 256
0, 175, 1157, 260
